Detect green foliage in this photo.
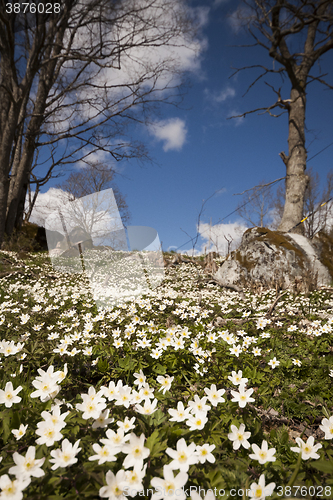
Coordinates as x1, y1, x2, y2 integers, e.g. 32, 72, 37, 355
0, 249, 333, 499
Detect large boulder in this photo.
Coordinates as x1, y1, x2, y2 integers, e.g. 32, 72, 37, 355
214, 227, 333, 290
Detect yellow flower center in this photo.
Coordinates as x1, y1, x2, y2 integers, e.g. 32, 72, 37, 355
166, 483, 175, 492
5, 483, 16, 494
114, 486, 122, 496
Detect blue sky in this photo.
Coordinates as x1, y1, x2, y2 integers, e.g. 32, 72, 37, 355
29, 0, 333, 255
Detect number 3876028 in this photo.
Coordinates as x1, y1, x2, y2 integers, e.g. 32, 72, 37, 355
6, 3, 61, 14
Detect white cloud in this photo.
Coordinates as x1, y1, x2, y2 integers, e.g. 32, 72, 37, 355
213, 0, 232, 8
26, 188, 72, 227
215, 87, 236, 102
227, 109, 245, 126
197, 220, 248, 255
228, 6, 255, 34
148, 117, 187, 151
44, 0, 208, 139
75, 149, 117, 170
175, 220, 247, 257
180, 248, 203, 257
204, 86, 236, 104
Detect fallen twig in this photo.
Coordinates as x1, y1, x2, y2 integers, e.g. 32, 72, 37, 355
247, 403, 289, 425
215, 317, 249, 326
198, 277, 246, 299
267, 291, 288, 317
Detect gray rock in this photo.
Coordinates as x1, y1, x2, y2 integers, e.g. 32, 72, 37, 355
288, 233, 332, 285
214, 227, 332, 289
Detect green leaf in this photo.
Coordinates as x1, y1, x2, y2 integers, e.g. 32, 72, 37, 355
270, 429, 277, 440
153, 363, 167, 375
1, 413, 11, 443
145, 429, 168, 458
97, 358, 108, 373
145, 430, 160, 451
71, 425, 81, 436
47, 477, 62, 487
150, 439, 168, 458
311, 460, 333, 474
151, 409, 167, 426
279, 430, 289, 446
210, 431, 222, 447
10, 409, 20, 430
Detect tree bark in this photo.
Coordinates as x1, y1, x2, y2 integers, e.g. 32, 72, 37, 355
4, 17, 67, 238
14, 171, 30, 231
0, 56, 23, 246
278, 87, 309, 234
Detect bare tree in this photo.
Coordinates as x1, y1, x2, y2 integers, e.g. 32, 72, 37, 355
272, 168, 333, 238
228, 0, 333, 235
0, 0, 203, 247
236, 179, 276, 227
224, 234, 233, 255
55, 163, 131, 226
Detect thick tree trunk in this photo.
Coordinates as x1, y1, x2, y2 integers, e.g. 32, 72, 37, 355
14, 173, 30, 231
5, 145, 35, 236
3, 18, 67, 241
278, 87, 309, 234
0, 115, 21, 247
0, 177, 10, 248
0, 55, 33, 246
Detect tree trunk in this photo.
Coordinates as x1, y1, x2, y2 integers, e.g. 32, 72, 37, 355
14, 172, 30, 231
0, 177, 10, 248
0, 120, 21, 247
24, 181, 40, 223
4, 17, 67, 240
5, 144, 35, 237
278, 87, 309, 234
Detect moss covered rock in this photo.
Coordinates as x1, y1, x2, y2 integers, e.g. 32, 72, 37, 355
214, 227, 332, 290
